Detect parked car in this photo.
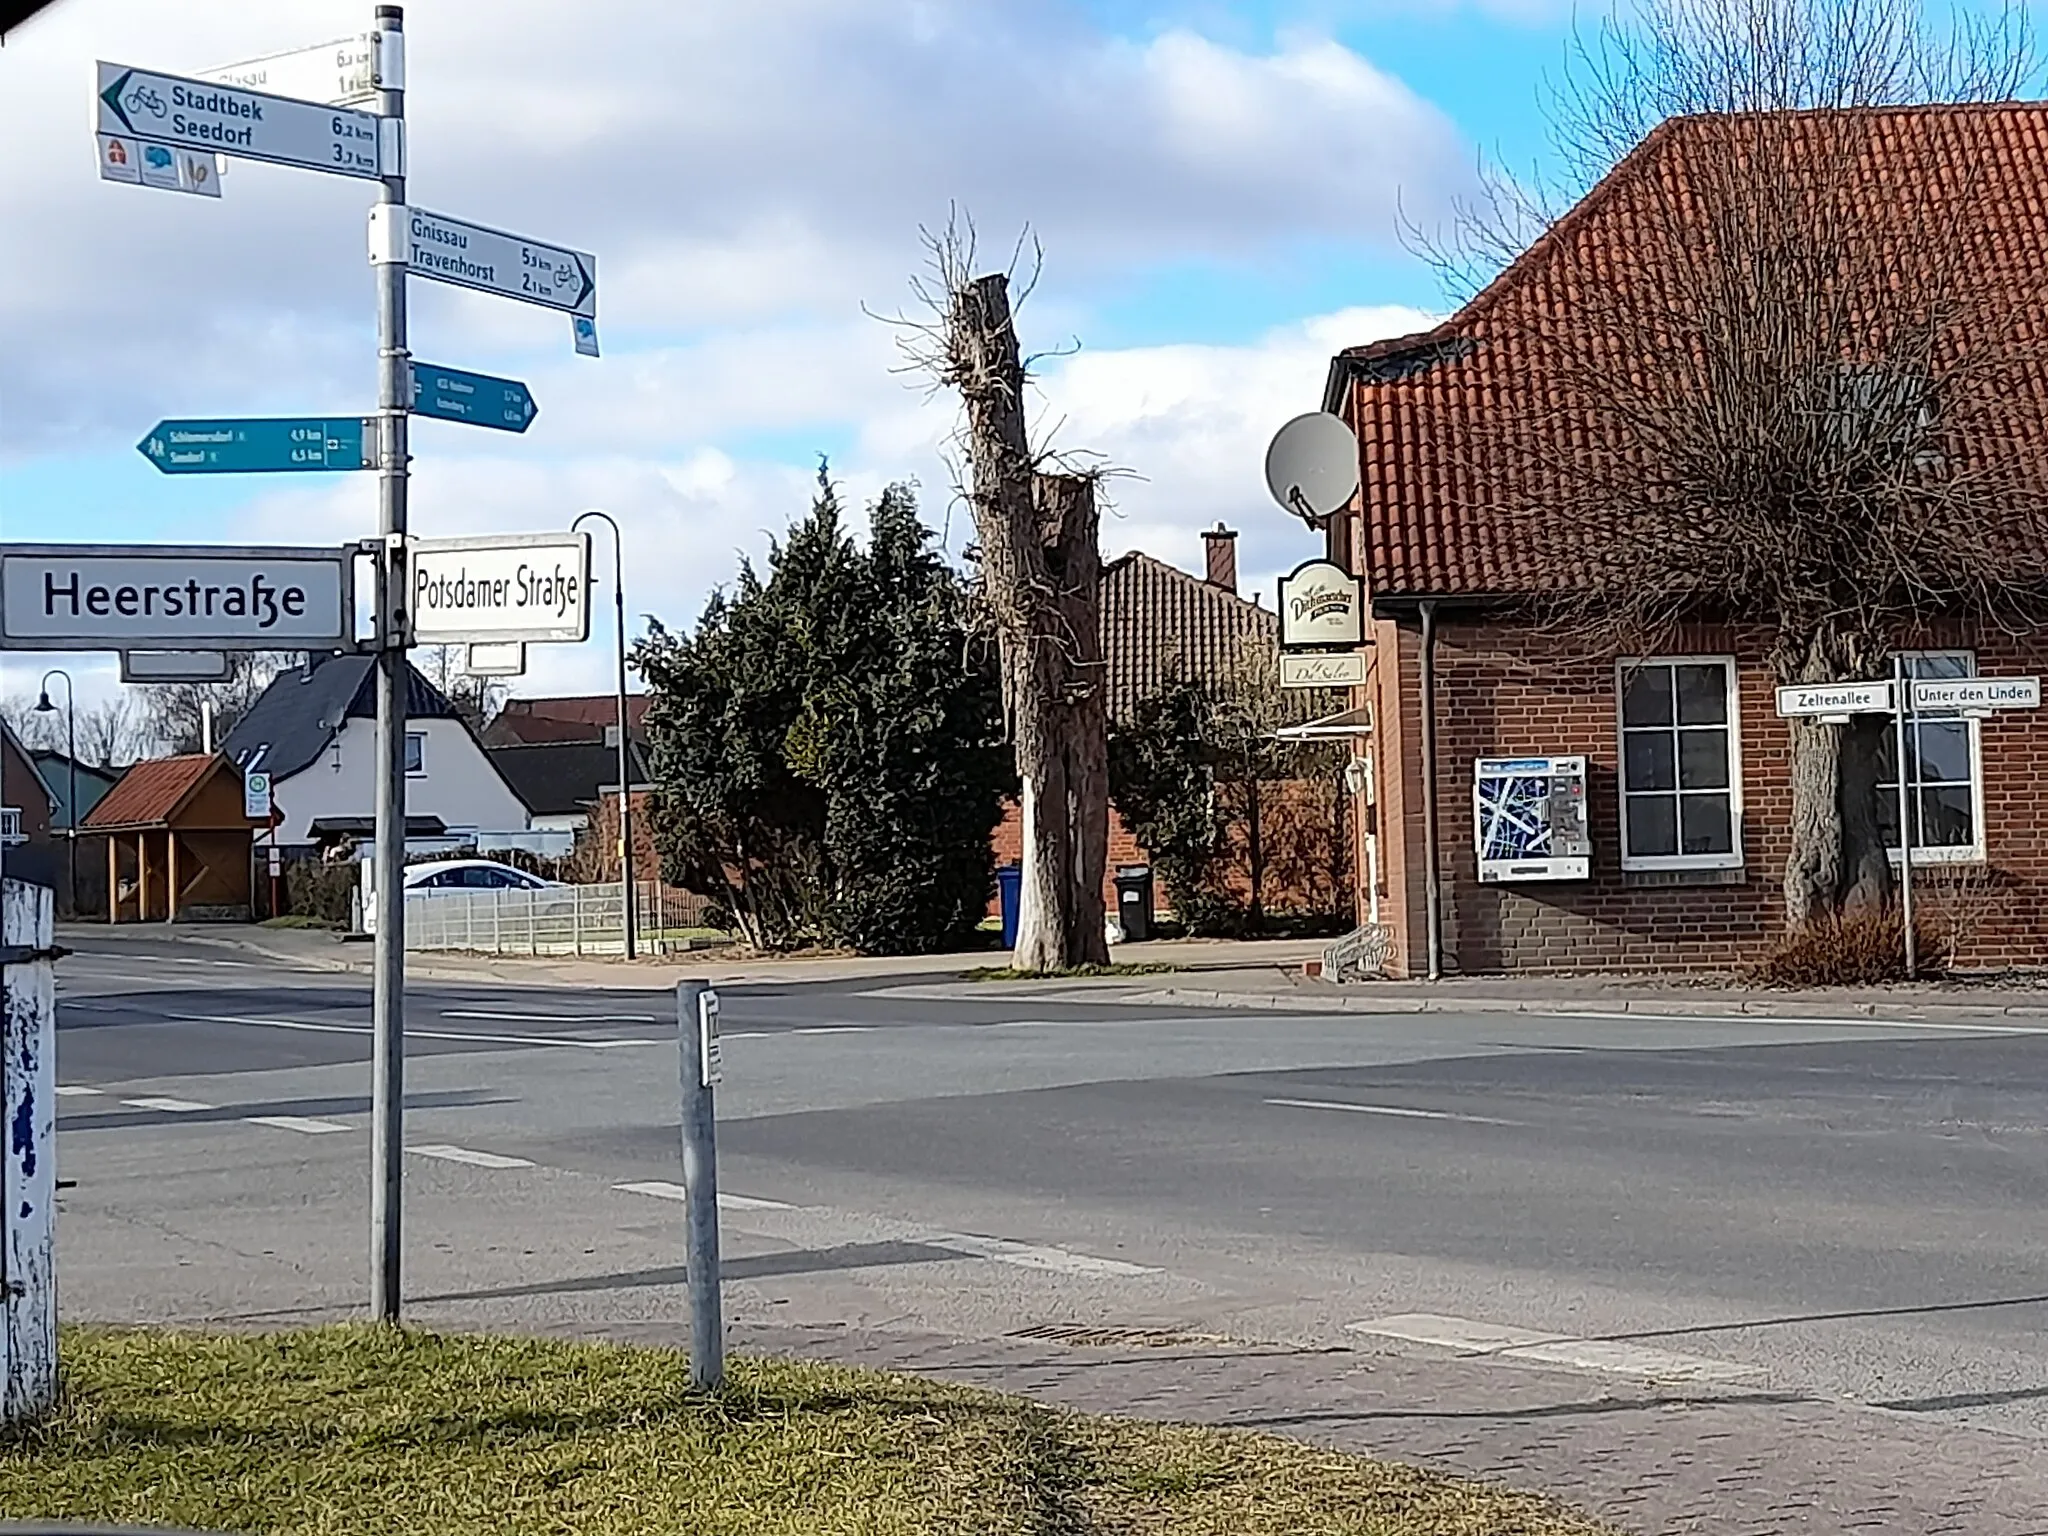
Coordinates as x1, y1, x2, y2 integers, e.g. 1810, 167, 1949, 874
402, 858, 563, 894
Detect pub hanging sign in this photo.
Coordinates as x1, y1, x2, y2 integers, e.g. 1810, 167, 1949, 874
1277, 559, 1363, 649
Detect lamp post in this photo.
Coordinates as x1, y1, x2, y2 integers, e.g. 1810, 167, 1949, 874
34, 670, 76, 919
572, 509, 637, 960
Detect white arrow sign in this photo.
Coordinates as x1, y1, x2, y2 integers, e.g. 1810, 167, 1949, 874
371, 205, 596, 317
1912, 676, 2041, 712
96, 62, 380, 178
1775, 681, 1894, 717
200, 35, 378, 108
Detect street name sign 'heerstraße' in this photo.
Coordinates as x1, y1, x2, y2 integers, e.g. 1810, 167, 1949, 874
0, 544, 352, 651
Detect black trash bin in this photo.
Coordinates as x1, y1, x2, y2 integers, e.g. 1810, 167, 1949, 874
1113, 864, 1155, 942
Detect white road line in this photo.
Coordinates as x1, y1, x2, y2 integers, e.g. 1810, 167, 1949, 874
792, 1025, 874, 1035
442, 1010, 659, 1024
245, 1115, 352, 1135
922, 1231, 1161, 1277
1551, 1008, 2048, 1035
408, 1144, 535, 1170
120, 1096, 212, 1113
55, 1085, 104, 1097
612, 1180, 794, 1211
1265, 1096, 1522, 1127
1347, 1313, 1759, 1384
161, 1012, 662, 1050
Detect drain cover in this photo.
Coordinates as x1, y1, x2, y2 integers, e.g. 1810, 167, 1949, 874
1007, 1324, 1234, 1349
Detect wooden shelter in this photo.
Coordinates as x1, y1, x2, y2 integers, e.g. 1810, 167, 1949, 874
84, 755, 264, 923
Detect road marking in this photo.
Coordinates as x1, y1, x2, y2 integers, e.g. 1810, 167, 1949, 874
245, 1115, 352, 1135
1347, 1313, 1759, 1383
120, 1096, 212, 1113
56, 1085, 104, 1097
409, 1144, 535, 1170
613, 1180, 794, 1211
922, 1231, 1161, 1277
792, 1025, 873, 1035
1265, 1097, 1522, 1127
442, 1010, 659, 1024
161, 1012, 662, 1050
1551, 1009, 2048, 1035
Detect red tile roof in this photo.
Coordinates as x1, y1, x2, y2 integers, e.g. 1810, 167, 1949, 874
84, 755, 217, 830
1101, 551, 1276, 721
487, 693, 650, 745
1331, 103, 2048, 601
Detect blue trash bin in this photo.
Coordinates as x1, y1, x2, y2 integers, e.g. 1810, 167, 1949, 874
996, 862, 1023, 947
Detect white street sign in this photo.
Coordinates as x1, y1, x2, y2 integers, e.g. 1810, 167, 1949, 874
1775, 681, 1894, 717
1912, 675, 2041, 712
0, 545, 351, 651
96, 62, 381, 179
119, 650, 231, 683
244, 771, 273, 822
464, 641, 527, 677
372, 205, 596, 317
409, 533, 591, 645
200, 35, 377, 107
1280, 651, 1368, 689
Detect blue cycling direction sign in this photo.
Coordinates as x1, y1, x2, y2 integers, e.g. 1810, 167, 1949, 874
137, 418, 374, 474
410, 362, 538, 432
96, 62, 381, 179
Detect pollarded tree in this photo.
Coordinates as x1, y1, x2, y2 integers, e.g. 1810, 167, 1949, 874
1426, 0, 2048, 928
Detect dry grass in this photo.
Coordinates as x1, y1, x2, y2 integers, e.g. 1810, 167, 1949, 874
1, 1327, 1619, 1536
1748, 907, 1948, 987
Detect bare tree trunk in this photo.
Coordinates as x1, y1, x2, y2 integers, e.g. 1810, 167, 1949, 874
1783, 717, 1844, 929
946, 272, 1108, 971
1836, 715, 1893, 914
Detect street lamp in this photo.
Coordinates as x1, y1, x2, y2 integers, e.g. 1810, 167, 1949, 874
34, 669, 76, 919
572, 509, 638, 961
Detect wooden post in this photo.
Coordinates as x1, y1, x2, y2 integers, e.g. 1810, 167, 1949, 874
106, 835, 119, 925
136, 833, 150, 923
166, 832, 181, 924
2, 878, 58, 1424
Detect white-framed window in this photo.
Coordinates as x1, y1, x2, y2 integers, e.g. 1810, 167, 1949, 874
404, 732, 426, 776
0, 807, 22, 846
1617, 657, 1744, 870
1877, 651, 1984, 864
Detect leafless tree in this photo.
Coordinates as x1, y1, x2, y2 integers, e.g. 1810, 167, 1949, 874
138, 652, 298, 756
418, 644, 507, 733
890, 219, 1110, 970
74, 697, 146, 767
0, 696, 57, 753
1417, 0, 2048, 929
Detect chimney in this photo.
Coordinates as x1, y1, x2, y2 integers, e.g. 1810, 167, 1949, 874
1202, 523, 1238, 594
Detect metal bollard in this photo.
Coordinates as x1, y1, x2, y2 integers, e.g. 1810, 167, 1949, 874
675, 979, 724, 1389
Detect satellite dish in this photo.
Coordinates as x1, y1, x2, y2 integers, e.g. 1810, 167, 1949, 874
1264, 412, 1360, 528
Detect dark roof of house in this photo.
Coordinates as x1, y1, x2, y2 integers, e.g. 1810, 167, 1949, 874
1325, 102, 2048, 601
485, 693, 650, 746
487, 740, 651, 817
1, 721, 57, 809
30, 751, 122, 791
222, 655, 461, 781
84, 755, 220, 830
1101, 551, 1276, 722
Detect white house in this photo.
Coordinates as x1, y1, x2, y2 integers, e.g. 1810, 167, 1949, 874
223, 655, 532, 849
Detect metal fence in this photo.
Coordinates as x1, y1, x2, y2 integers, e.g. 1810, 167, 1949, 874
403, 880, 718, 956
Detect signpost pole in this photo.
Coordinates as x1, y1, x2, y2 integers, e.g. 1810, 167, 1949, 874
368, 3, 410, 1325
675, 980, 724, 1389
1892, 654, 1918, 980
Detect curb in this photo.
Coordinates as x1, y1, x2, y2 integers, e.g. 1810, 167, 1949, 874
1137, 985, 2048, 1023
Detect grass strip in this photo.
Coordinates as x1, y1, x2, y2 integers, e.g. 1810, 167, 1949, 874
2, 1326, 1619, 1536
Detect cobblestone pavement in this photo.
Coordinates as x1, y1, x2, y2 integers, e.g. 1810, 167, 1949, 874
574, 1319, 2048, 1535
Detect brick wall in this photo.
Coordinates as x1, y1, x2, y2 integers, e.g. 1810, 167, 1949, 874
1368, 613, 2048, 975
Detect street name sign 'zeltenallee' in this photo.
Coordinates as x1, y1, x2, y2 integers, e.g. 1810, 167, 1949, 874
97, 63, 381, 178
408, 532, 590, 645
0, 544, 352, 651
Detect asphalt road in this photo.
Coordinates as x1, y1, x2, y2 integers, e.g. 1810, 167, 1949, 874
47, 930, 2048, 1445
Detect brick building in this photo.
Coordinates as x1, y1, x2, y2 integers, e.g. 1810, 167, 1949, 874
1319, 103, 2048, 976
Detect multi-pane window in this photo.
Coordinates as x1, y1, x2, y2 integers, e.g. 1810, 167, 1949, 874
1876, 652, 1983, 863
404, 732, 426, 776
0, 808, 21, 846
1618, 659, 1743, 869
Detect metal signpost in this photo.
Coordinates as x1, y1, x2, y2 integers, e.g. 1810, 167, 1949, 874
675, 980, 725, 1389
137, 418, 374, 475
64, 5, 603, 1326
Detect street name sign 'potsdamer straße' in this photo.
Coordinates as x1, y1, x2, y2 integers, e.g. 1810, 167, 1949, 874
96, 62, 380, 178
372, 205, 596, 316
0, 544, 352, 652
137, 417, 374, 474
409, 532, 590, 645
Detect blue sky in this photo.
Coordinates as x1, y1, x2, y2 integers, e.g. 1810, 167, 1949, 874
1, 0, 1582, 711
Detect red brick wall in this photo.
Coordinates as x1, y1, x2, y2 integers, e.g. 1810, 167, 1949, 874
1368, 614, 2048, 974
989, 801, 1145, 916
